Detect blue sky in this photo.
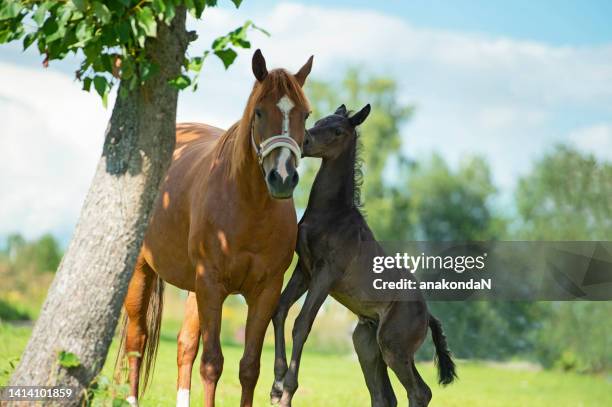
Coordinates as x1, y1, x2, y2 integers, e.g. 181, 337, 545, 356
228, 0, 612, 45
1, 1, 611, 242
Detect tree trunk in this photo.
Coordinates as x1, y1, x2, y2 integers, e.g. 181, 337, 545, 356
8, 8, 188, 406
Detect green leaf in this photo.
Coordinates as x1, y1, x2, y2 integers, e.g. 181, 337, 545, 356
136, 7, 157, 37
83, 77, 92, 92
57, 351, 80, 368
0, 0, 23, 21
188, 56, 203, 72
93, 75, 109, 107
71, 0, 88, 12
112, 399, 131, 407
214, 48, 237, 69
32, 2, 50, 26
163, 2, 175, 24
168, 74, 191, 90
93, 2, 111, 24
231, 0, 243, 8
22, 32, 37, 50
75, 19, 92, 43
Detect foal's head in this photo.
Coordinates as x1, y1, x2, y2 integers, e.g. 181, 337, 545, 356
303, 104, 371, 159
243, 49, 313, 199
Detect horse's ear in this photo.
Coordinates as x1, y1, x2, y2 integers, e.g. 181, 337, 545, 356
294, 55, 314, 87
335, 104, 347, 116
252, 49, 268, 82
349, 104, 371, 127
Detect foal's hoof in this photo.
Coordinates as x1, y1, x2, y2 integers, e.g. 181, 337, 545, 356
270, 380, 283, 405
279, 391, 293, 407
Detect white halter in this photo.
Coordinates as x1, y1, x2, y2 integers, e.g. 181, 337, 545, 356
251, 95, 301, 168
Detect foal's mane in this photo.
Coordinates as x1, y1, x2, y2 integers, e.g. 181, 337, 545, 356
213, 69, 309, 178
349, 123, 365, 210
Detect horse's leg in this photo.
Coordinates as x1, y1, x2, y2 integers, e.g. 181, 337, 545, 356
176, 291, 200, 407
240, 278, 284, 407
195, 268, 227, 407
280, 273, 335, 407
124, 256, 156, 406
353, 320, 397, 407
378, 302, 431, 407
270, 264, 309, 404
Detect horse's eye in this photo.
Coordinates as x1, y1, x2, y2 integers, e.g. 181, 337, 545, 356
335, 128, 342, 136
255, 108, 262, 118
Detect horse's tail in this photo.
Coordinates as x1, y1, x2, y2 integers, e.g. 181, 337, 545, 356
114, 275, 165, 395
428, 314, 457, 386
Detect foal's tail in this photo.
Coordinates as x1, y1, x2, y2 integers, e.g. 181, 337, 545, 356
115, 275, 165, 395
428, 314, 457, 385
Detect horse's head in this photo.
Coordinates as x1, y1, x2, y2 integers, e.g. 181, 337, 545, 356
303, 104, 371, 159
248, 49, 313, 199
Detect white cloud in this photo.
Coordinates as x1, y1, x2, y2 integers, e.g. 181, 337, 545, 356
1, 2, 612, 239
0, 63, 109, 240
569, 123, 612, 160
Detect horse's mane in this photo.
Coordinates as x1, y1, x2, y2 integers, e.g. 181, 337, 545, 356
350, 125, 365, 210
213, 68, 309, 178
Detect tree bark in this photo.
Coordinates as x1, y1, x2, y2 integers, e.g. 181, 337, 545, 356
8, 8, 188, 406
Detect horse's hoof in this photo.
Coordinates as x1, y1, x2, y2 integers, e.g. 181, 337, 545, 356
270, 380, 283, 405
279, 391, 292, 407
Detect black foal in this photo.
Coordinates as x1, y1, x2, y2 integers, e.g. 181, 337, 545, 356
270, 104, 457, 407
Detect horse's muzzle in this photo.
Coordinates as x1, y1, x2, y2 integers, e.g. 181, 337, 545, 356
267, 166, 299, 199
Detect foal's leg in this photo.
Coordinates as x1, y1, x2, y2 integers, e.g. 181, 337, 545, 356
195, 268, 228, 407
378, 302, 431, 407
280, 273, 335, 407
240, 278, 284, 407
271, 264, 309, 404
124, 256, 156, 406
176, 291, 200, 407
353, 320, 397, 407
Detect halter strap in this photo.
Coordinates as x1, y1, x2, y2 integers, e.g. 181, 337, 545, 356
251, 131, 301, 168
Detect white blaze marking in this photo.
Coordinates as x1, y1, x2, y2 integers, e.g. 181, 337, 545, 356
277, 147, 292, 181
277, 95, 294, 135
276, 95, 295, 181
176, 389, 190, 407
126, 396, 138, 407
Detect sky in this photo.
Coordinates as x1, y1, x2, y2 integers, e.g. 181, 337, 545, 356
1, 1, 611, 242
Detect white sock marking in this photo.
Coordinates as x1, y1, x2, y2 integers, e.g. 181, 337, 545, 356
126, 396, 138, 407
176, 388, 190, 407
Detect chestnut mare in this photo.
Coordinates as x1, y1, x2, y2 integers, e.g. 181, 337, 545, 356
118, 49, 313, 407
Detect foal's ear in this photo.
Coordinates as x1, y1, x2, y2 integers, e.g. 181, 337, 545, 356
335, 104, 347, 116
294, 55, 314, 87
349, 104, 371, 127
252, 49, 268, 82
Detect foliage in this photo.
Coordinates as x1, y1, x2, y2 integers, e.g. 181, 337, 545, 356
515, 144, 612, 240
86, 373, 131, 407
0, 299, 30, 321
0, 0, 261, 105
58, 350, 81, 368
405, 153, 506, 241
514, 146, 612, 373
0, 233, 63, 320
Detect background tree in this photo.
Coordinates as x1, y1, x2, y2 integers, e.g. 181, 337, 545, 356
0, 0, 257, 402
515, 145, 612, 372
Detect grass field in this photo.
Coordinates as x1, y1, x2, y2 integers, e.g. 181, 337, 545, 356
1, 322, 611, 407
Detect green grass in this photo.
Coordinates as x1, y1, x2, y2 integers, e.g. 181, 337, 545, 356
1, 322, 611, 406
